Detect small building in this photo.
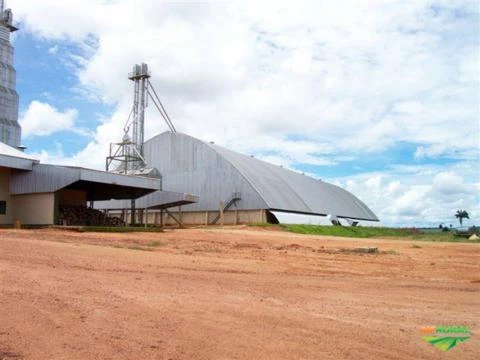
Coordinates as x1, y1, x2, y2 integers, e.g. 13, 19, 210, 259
0, 141, 166, 225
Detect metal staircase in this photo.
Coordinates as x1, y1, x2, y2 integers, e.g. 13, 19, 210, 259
210, 192, 241, 225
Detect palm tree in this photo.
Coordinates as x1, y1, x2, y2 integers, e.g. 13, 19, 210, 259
455, 210, 469, 226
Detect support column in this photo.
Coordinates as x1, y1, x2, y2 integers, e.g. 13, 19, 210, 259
165, 208, 185, 228
219, 201, 224, 226
130, 199, 136, 226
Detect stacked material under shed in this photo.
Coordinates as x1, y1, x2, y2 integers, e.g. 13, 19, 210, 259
58, 206, 125, 226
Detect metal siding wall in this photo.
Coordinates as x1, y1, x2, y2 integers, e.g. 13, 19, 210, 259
10, 164, 78, 194
10, 164, 161, 195
0, 166, 12, 224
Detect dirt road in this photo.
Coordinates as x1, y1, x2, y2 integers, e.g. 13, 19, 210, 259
0, 227, 478, 359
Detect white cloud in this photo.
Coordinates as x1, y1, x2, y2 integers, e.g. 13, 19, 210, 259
48, 45, 58, 54
334, 162, 480, 227
19, 101, 78, 138
13, 0, 479, 163
432, 171, 466, 195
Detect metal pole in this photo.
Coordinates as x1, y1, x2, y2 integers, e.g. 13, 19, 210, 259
130, 199, 136, 226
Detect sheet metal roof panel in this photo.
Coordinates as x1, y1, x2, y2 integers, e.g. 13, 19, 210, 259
95, 191, 199, 210
0, 141, 37, 161
267, 160, 378, 220
206, 139, 378, 221
208, 144, 309, 211
10, 164, 78, 193
144, 132, 268, 211
0, 141, 37, 170
10, 164, 161, 196
0, 154, 33, 170
142, 132, 378, 221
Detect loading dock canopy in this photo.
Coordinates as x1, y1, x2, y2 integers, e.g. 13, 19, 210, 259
95, 191, 199, 210
10, 164, 161, 201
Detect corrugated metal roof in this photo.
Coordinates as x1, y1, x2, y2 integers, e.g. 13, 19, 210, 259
208, 142, 378, 220
143, 132, 268, 211
0, 141, 37, 170
10, 163, 161, 200
95, 191, 199, 210
145, 132, 378, 221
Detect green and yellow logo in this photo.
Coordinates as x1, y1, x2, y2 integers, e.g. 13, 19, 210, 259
420, 326, 471, 351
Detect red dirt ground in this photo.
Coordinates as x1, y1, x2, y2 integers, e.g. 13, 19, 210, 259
0, 226, 479, 359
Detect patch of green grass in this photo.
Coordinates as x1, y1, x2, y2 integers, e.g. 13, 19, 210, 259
408, 232, 479, 243
280, 224, 480, 243
78, 226, 163, 233
280, 224, 407, 238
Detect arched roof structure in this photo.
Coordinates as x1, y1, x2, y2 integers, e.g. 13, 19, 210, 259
144, 132, 378, 221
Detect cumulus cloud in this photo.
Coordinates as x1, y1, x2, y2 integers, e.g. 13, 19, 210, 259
13, 0, 478, 158
19, 101, 78, 138
335, 162, 479, 227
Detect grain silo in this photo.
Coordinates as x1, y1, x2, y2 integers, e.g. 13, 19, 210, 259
0, 0, 21, 148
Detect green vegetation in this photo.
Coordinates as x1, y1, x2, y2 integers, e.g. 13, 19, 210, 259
78, 226, 163, 233
455, 210, 469, 226
280, 224, 406, 237
280, 224, 480, 243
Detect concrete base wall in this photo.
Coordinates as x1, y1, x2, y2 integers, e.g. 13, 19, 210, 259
0, 167, 13, 225
105, 209, 268, 226
12, 193, 55, 225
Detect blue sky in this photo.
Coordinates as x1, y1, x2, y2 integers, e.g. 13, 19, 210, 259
9, 0, 480, 227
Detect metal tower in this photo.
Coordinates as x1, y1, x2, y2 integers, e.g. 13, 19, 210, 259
106, 63, 176, 174
129, 63, 150, 162
106, 64, 150, 173
0, 0, 21, 148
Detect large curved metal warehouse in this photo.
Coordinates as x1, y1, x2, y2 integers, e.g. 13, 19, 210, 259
109, 131, 378, 225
